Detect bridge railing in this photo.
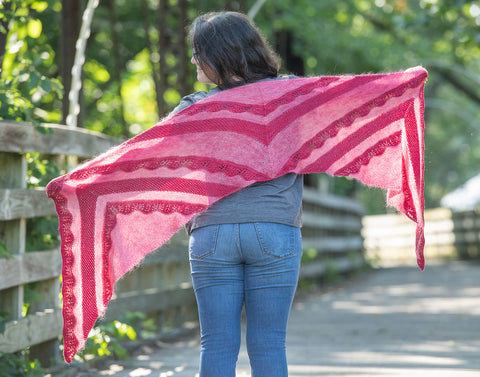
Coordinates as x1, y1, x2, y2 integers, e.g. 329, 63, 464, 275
0, 120, 365, 365
363, 207, 480, 266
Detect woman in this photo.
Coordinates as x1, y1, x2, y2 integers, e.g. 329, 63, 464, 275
170, 11, 303, 377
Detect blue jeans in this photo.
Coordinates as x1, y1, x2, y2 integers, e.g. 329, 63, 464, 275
189, 223, 302, 377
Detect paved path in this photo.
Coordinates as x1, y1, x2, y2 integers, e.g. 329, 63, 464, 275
54, 261, 480, 377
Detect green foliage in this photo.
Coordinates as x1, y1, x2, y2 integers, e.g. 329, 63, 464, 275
0, 239, 13, 259
22, 283, 42, 317
25, 216, 59, 252
255, 0, 480, 212
1, 0, 479, 211
25, 153, 61, 252
74, 310, 165, 362
0, 0, 63, 123
1, 0, 478, 366
301, 247, 319, 263
76, 319, 137, 361
0, 352, 45, 377
0, 311, 9, 332
26, 153, 62, 187
121, 311, 159, 338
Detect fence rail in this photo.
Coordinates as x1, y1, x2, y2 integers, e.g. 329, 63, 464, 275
363, 207, 480, 266
300, 188, 364, 278
0, 120, 365, 366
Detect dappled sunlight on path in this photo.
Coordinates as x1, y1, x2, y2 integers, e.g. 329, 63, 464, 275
50, 261, 480, 377
286, 261, 480, 376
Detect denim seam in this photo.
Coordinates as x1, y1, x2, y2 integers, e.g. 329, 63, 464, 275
235, 224, 244, 259
211, 224, 219, 257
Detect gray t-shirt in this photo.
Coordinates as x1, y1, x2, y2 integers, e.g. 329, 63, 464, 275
169, 77, 303, 234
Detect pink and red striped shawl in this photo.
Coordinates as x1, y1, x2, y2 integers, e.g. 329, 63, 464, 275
47, 66, 427, 362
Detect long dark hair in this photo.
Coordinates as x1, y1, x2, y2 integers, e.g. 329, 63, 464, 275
189, 11, 280, 89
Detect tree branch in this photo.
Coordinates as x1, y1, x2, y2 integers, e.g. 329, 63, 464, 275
430, 66, 480, 105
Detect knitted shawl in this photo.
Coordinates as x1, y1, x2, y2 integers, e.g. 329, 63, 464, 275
47, 66, 428, 362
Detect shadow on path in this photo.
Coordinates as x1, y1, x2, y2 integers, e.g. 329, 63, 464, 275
287, 261, 480, 376
48, 261, 480, 377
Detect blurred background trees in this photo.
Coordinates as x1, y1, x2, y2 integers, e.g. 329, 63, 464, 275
1, 0, 479, 212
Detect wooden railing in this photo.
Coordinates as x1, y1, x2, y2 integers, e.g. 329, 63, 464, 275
363, 207, 480, 266
0, 121, 113, 365
0, 120, 365, 365
301, 188, 364, 277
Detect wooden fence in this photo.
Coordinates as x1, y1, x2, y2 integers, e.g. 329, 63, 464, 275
363, 207, 480, 266
300, 188, 364, 277
0, 120, 365, 366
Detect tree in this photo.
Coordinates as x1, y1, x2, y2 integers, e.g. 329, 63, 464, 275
60, 0, 81, 124
254, 0, 480, 210
1, 0, 479, 211
0, 0, 63, 123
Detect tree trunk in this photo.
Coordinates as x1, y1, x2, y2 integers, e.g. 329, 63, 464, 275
60, 0, 82, 125
142, 0, 162, 116
275, 30, 304, 77
157, 0, 169, 116
178, 0, 189, 97
107, 0, 129, 137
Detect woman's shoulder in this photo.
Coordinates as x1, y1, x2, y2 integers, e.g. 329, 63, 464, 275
258, 74, 299, 84
278, 74, 299, 80
170, 87, 221, 115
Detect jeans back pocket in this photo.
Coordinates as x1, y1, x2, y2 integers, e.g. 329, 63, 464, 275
253, 222, 297, 258
189, 225, 219, 259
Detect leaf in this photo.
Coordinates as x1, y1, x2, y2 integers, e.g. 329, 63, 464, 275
30, 1, 49, 13
111, 342, 129, 359
125, 325, 137, 340
40, 78, 52, 92
27, 19, 43, 39
26, 72, 41, 94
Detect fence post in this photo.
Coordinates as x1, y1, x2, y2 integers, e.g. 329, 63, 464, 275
27, 277, 61, 365
0, 151, 60, 366
0, 152, 27, 336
